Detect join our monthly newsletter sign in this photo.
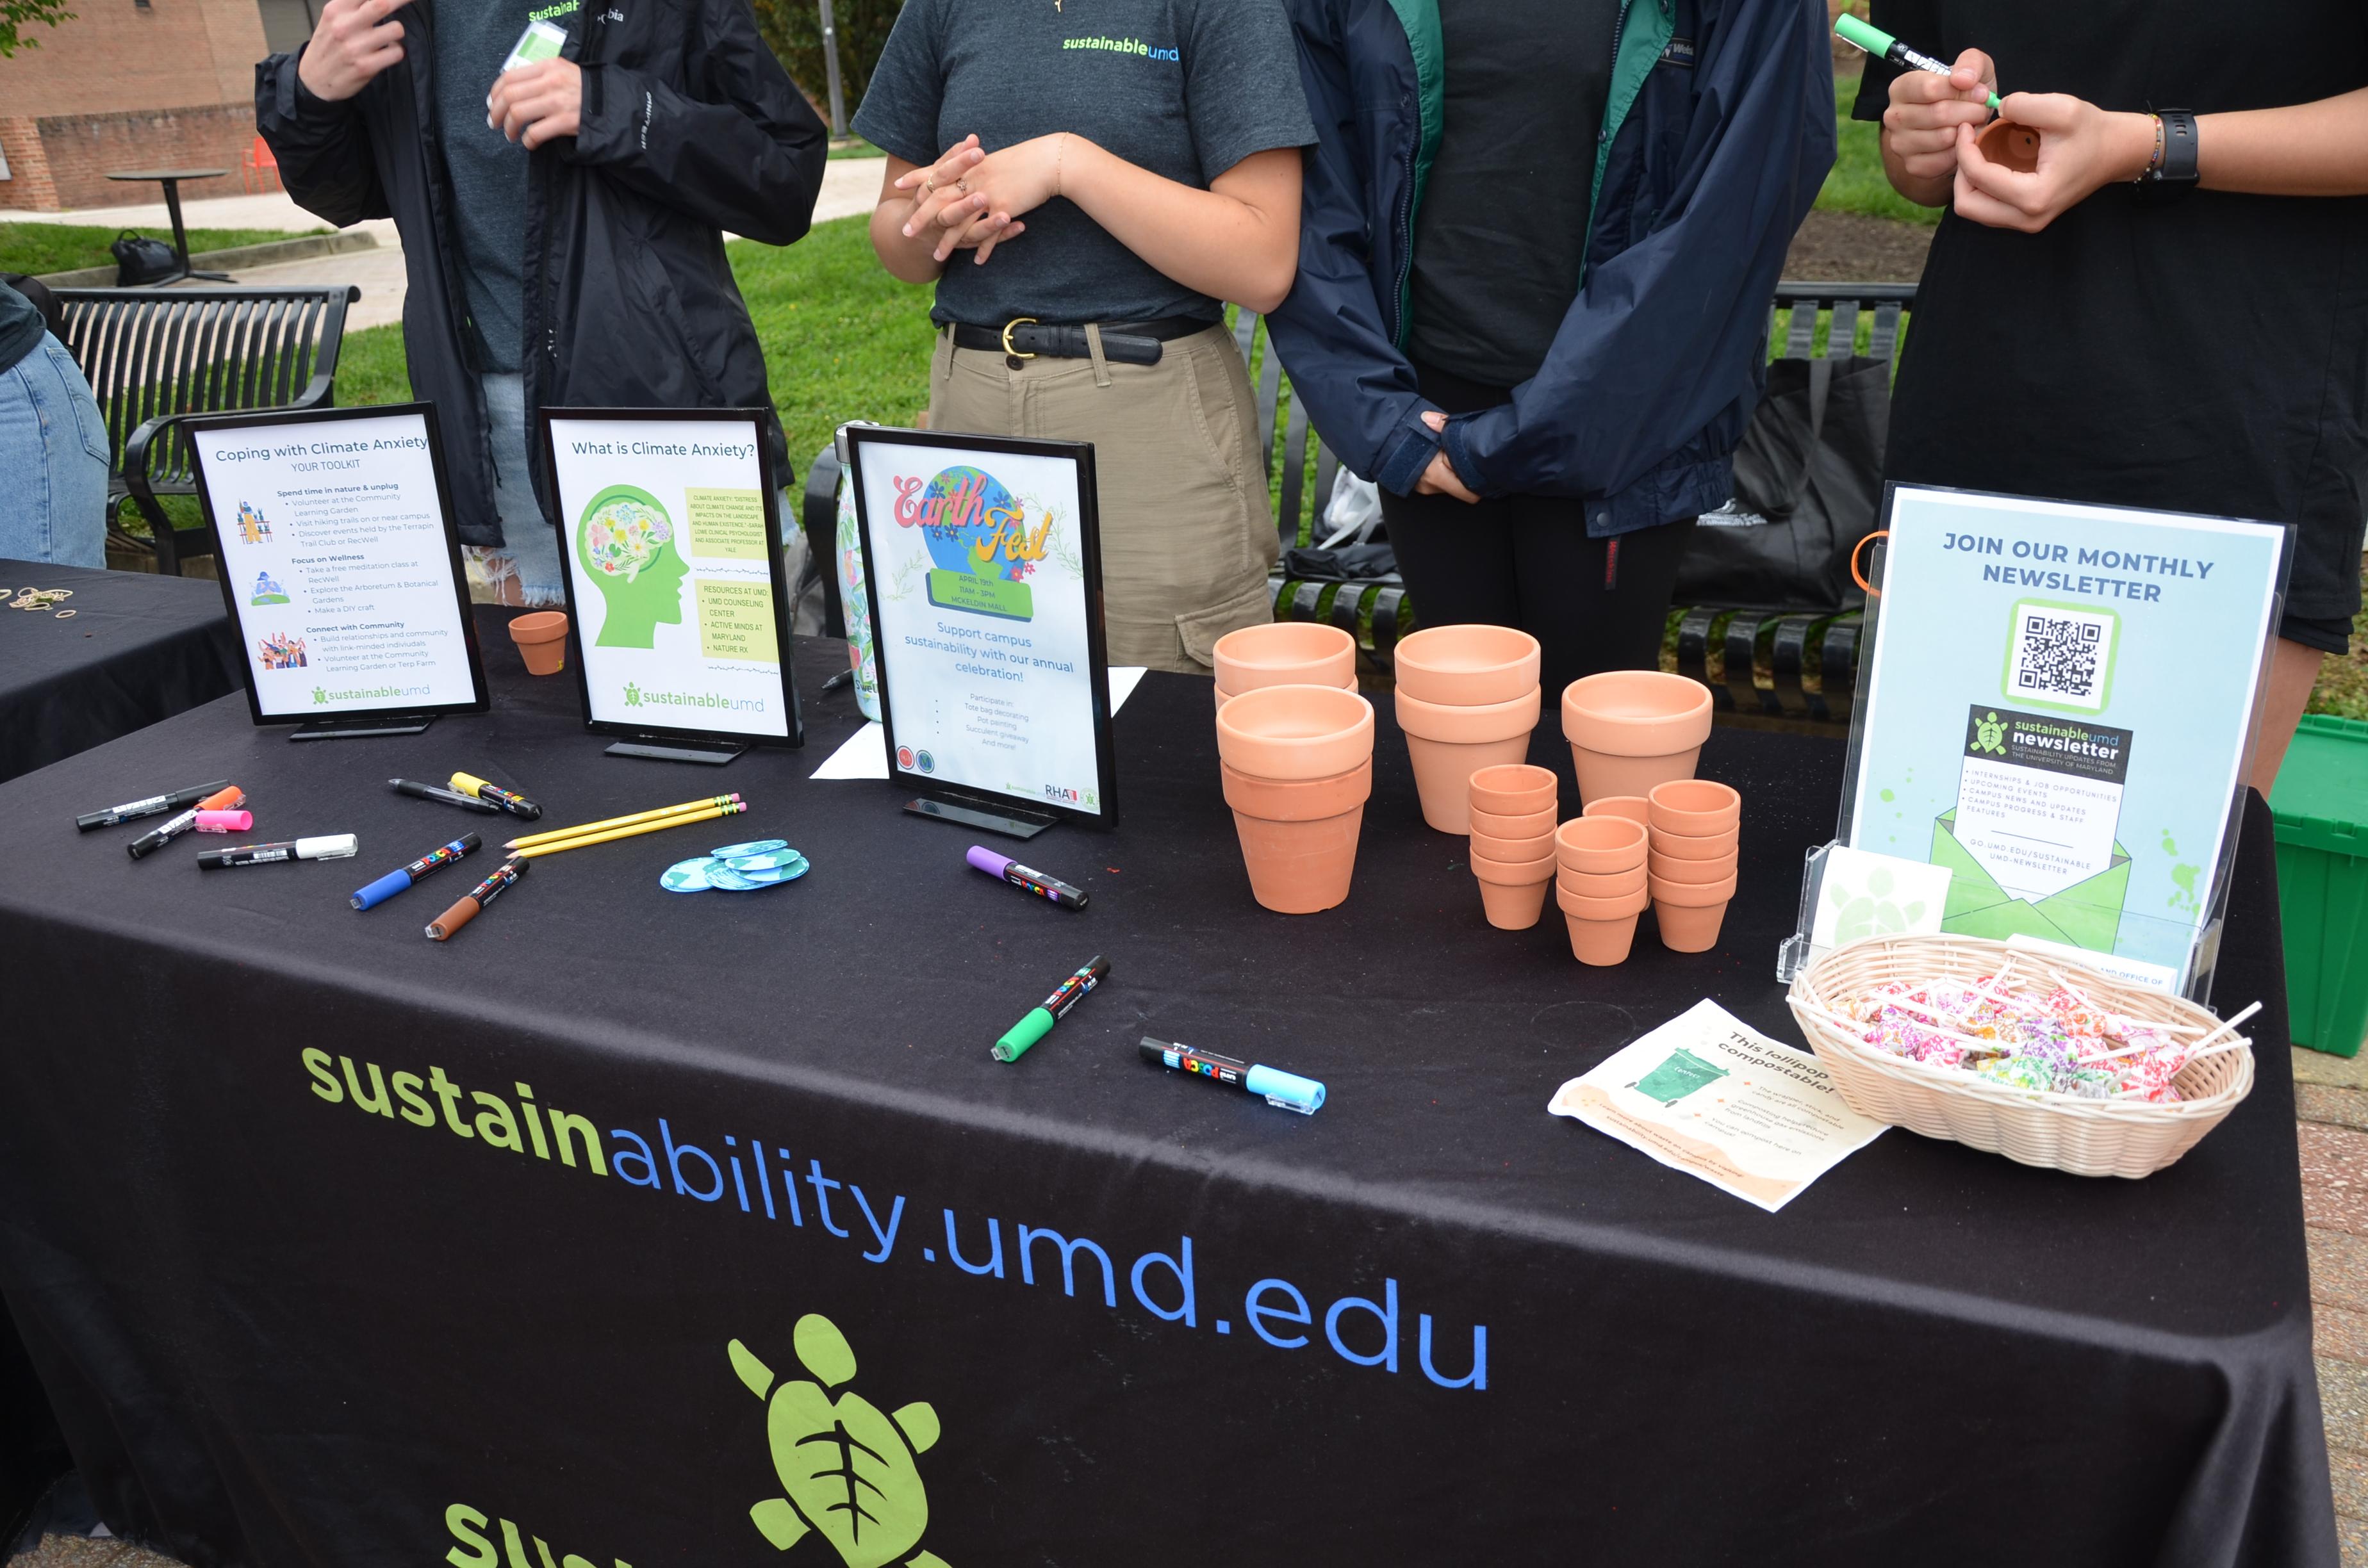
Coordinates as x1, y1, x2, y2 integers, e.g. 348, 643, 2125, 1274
1845, 486, 2287, 985
846, 428, 1114, 822
190, 407, 485, 719
544, 412, 793, 742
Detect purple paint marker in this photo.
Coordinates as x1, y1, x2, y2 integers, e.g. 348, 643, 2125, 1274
966, 844, 1089, 910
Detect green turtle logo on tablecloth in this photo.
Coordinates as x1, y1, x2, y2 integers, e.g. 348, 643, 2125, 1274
729, 1314, 948, 1568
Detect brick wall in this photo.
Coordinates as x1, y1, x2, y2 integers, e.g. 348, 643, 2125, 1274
0, 104, 261, 213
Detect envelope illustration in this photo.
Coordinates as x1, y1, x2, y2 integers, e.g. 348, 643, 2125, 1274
1930, 808, 2130, 953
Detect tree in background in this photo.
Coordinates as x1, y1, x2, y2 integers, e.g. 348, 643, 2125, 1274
750, 0, 898, 124
1, 0, 74, 58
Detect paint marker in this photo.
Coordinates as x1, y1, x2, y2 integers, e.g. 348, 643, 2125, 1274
193, 810, 253, 834
199, 835, 358, 869
966, 845, 1089, 910
390, 777, 500, 815
450, 771, 541, 821
993, 955, 1108, 1062
127, 785, 244, 860
351, 832, 480, 910
425, 856, 525, 940
77, 778, 231, 831
1140, 1036, 1326, 1115
1832, 15, 2003, 110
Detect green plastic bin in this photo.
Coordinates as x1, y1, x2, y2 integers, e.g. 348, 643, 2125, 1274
2269, 714, 2368, 1056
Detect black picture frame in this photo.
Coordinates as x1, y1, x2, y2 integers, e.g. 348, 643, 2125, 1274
842, 424, 1119, 833
184, 402, 491, 729
538, 407, 804, 752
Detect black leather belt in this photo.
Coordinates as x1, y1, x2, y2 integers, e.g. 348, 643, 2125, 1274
948, 316, 1206, 368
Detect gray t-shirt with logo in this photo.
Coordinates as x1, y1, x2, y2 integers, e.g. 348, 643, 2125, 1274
853, 0, 1315, 327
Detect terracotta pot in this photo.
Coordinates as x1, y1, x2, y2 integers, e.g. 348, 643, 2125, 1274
1561, 671, 1714, 753
1216, 685, 1374, 781
1654, 900, 1730, 954
1220, 758, 1374, 821
1647, 849, 1737, 886
1468, 828, 1556, 863
1477, 879, 1552, 931
1217, 676, 1354, 710
1647, 779, 1741, 837
1554, 815, 1648, 874
1556, 881, 1650, 920
1557, 863, 1648, 899
1231, 804, 1366, 915
1581, 795, 1651, 826
509, 610, 569, 676
1396, 687, 1541, 743
1212, 622, 1357, 694
1566, 746, 1700, 806
1470, 847, 1556, 886
1406, 735, 1536, 835
1468, 803, 1557, 840
1975, 117, 2040, 174
1563, 911, 1641, 966
1467, 763, 1558, 817
1648, 872, 1738, 907
1649, 824, 1738, 862
1393, 624, 1542, 707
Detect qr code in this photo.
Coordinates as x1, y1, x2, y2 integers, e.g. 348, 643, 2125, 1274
2007, 603, 2115, 710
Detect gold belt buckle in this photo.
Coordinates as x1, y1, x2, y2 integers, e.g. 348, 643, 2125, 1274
1001, 316, 1038, 361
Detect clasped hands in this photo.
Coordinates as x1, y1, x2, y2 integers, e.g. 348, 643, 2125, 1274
894, 133, 1076, 265
1885, 48, 2160, 232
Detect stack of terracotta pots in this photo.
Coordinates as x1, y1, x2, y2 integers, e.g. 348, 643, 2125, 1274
1394, 625, 1543, 833
1560, 671, 1713, 805
1212, 622, 1358, 708
1463, 764, 1558, 929
1646, 780, 1739, 952
1552, 815, 1650, 965
1216, 683, 1376, 915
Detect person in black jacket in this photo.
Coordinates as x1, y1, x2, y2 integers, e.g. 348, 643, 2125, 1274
256, 0, 826, 607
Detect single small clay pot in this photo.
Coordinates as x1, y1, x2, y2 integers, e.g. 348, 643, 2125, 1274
1478, 878, 1552, 931
1556, 881, 1650, 920
1468, 828, 1556, 863
1647, 849, 1738, 886
1393, 624, 1542, 707
1647, 779, 1741, 837
1654, 901, 1730, 954
1399, 690, 1540, 835
1554, 814, 1648, 874
1217, 676, 1354, 710
1467, 803, 1557, 839
1221, 758, 1374, 821
1564, 911, 1641, 967
1561, 671, 1714, 753
1217, 685, 1374, 781
1647, 872, 1738, 907
1467, 763, 1558, 817
1470, 847, 1556, 886
509, 610, 569, 676
1975, 117, 2040, 174
1581, 795, 1652, 826
1556, 863, 1648, 900
1231, 804, 1366, 915
1213, 622, 1356, 694
1649, 824, 1739, 862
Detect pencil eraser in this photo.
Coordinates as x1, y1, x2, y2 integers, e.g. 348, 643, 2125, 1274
194, 810, 252, 833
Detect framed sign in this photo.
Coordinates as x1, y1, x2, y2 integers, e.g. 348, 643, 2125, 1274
185, 404, 489, 737
1821, 484, 2290, 996
541, 409, 802, 761
843, 425, 1117, 835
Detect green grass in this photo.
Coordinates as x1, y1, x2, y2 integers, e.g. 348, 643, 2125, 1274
0, 220, 329, 277
1813, 104, 1941, 227
826, 137, 884, 160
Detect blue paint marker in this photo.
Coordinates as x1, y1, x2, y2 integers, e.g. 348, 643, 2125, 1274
352, 832, 480, 911
1140, 1036, 1325, 1115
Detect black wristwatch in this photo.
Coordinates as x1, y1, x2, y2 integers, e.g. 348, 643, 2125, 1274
2141, 108, 2199, 202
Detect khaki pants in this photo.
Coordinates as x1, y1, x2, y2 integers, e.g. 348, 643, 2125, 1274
926, 323, 1279, 674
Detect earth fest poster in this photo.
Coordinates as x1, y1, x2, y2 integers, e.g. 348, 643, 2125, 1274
1846, 486, 2287, 985
848, 432, 1107, 818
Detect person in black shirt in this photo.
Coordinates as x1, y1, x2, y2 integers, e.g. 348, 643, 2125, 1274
1861, 1, 2368, 793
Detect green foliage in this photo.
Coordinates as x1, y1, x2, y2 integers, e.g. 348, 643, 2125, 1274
0, 0, 74, 59
0, 222, 326, 278
749, 0, 900, 122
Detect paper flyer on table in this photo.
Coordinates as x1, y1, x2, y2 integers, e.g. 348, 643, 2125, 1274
1548, 1000, 1886, 1213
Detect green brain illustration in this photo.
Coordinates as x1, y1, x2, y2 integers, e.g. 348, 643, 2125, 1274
730, 1315, 948, 1568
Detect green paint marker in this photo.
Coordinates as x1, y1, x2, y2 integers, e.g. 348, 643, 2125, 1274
992, 954, 1108, 1062
1834, 14, 2003, 111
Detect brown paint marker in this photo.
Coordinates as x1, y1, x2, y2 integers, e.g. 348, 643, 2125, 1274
425, 855, 526, 941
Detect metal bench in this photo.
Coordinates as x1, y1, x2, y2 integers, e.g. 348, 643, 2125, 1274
54, 285, 362, 575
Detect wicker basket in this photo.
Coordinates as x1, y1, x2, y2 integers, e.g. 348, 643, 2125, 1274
1786, 934, 2255, 1179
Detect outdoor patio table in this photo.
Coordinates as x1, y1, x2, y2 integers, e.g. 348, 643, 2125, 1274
102, 169, 231, 284
0, 610, 2333, 1567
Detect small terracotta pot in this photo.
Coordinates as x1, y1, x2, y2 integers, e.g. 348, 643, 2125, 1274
1975, 117, 2040, 174
1392, 624, 1542, 707
1564, 911, 1641, 966
1647, 849, 1738, 886
1469, 828, 1556, 863
1558, 863, 1648, 899
1231, 805, 1366, 915
1217, 685, 1374, 781
1560, 670, 1715, 753
1655, 902, 1728, 953
1648, 872, 1738, 907
1649, 824, 1738, 862
1468, 763, 1558, 817
1581, 796, 1651, 826
1470, 847, 1556, 886
1212, 622, 1356, 694
1568, 746, 1702, 805
1406, 736, 1537, 835
509, 610, 569, 676
1556, 881, 1650, 920
1467, 803, 1557, 839
1554, 815, 1648, 874
1217, 676, 1354, 710
1477, 879, 1552, 931
1395, 687, 1542, 743
1647, 779, 1741, 837
1221, 758, 1374, 821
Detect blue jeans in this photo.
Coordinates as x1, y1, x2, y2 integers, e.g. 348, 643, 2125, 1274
466, 372, 567, 607
0, 334, 109, 568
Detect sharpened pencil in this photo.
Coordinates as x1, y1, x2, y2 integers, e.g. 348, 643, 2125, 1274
512, 800, 747, 858
506, 793, 743, 849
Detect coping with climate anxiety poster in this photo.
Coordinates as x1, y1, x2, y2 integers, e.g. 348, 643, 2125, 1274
850, 432, 1107, 817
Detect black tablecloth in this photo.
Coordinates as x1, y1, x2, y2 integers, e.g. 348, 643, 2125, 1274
0, 557, 241, 785
0, 610, 2335, 1567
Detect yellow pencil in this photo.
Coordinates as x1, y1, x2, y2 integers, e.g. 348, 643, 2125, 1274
506, 793, 743, 850
513, 800, 747, 858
